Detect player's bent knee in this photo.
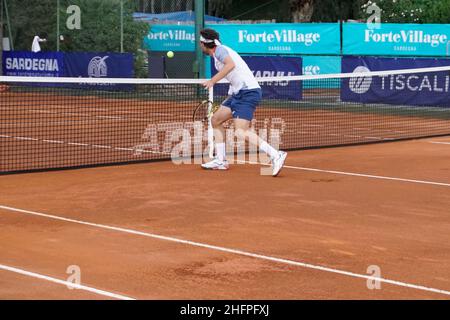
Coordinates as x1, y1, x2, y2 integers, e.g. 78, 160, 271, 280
234, 128, 247, 140
211, 115, 227, 128
211, 116, 221, 128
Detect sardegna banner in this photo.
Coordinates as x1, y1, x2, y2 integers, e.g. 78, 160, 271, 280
2, 51, 64, 77
341, 56, 450, 107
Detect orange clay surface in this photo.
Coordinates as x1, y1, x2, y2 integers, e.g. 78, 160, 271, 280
0, 137, 449, 299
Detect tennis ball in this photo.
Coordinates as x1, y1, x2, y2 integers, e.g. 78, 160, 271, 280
167, 51, 174, 58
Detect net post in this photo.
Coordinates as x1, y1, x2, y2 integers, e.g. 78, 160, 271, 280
208, 86, 214, 159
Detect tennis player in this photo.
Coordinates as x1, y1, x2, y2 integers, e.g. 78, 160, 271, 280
199, 28, 287, 177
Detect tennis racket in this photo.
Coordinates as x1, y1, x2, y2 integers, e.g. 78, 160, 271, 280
192, 100, 220, 123
192, 100, 220, 159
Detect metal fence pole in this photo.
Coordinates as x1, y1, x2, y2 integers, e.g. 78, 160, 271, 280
57, 0, 60, 51
120, 0, 124, 53
4, 0, 12, 50
194, 0, 205, 79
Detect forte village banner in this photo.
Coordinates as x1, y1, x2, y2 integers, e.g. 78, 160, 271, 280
144, 23, 341, 55
343, 23, 450, 56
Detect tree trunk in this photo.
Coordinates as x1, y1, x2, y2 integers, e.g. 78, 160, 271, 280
150, 0, 155, 13
208, 0, 232, 18
290, 0, 315, 22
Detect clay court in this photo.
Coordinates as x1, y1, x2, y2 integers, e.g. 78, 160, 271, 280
1, 73, 450, 300
1, 136, 450, 299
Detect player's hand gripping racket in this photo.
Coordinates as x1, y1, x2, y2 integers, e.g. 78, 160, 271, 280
192, 100, 220, 159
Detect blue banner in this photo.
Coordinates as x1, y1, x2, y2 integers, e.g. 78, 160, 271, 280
144, 23, 341, 55
343, 23, 450, 56
212, 56, 302, 100
64, 52, 133, 78
341, 56, 450, 107
2, 51, 64, 77
64, 52, 134, 90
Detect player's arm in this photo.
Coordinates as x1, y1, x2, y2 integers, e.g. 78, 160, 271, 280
203, 55, 235, 89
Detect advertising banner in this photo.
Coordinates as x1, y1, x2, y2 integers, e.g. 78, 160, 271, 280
145, 23, 341, 55
64, 52, 134, 90
343, 23, 450, 56
2, 51, 64, 77
212, 56, 302, 100
341, 56, 450, 107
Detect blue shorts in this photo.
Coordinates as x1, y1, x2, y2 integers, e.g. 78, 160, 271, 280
222, 88, 262, 121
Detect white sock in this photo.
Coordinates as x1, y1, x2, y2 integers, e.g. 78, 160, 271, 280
215, 143, 226, 162
259, 141, 279, 160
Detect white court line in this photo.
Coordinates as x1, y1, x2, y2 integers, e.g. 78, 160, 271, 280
0, 205, 449, 297
0, 264, 135, 300
0, 134, 168, 156
285, 166, 450, 187
241, 161, 450, 188
430, 141, 450, 145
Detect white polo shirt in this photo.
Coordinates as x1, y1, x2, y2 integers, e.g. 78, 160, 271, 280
31, 36, 45, 53
213, 45, 260, 95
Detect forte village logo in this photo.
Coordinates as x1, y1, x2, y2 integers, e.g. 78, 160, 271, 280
364, 29, 448, 48
147, 29, 196, 43
238, 29, 321, 46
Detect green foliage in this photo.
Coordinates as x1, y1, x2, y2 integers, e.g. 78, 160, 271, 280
5, 0, 148, 77
6, 0, 58, 50
359, 0, 450, 23
311, 0, 361, 22
421, 0, 450, 23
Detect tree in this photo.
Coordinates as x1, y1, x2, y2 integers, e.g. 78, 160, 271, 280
206, 0, 358, 23
7, 0, 58, 51
6, 0, 147, 52
207, 0, 233, 18
59, 0, 148, 53
289, 0, 314, 22
421, 0, 450, 23
136, 0, 194, 13
358, 0, 450, 23
311, 0, 363, 22
5, 0, 148, 76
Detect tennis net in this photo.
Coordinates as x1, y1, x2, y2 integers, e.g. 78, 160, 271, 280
1, 66, 450, 174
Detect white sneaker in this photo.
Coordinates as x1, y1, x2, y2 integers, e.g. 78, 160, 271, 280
201, 158, 229, 170
272, 151, 287, 177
